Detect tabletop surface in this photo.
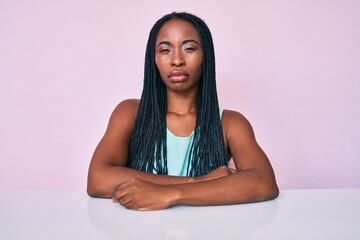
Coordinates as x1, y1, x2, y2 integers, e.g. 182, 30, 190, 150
1, 188, 359, 240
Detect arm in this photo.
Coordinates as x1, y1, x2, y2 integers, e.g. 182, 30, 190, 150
112, 110, 279, 210
87, 100, 232, 198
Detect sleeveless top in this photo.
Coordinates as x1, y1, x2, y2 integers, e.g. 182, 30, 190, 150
164, 108, 225, 176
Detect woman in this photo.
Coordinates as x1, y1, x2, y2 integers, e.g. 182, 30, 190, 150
87, 12, 279, 210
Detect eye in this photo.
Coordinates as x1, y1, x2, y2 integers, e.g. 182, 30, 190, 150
184, 47, 196, 53
159, 49, 170, 54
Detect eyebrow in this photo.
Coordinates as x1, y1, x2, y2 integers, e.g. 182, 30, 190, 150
156, 39, 200, 48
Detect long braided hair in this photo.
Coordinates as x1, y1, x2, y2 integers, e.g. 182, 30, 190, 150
127, 12, 228, 177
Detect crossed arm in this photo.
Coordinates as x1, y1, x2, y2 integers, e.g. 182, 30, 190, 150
87, 100, 279, 210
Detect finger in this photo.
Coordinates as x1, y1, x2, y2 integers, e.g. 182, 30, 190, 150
114, 190, 129, 202
112, 187, 130, 202
123, 200, 137, 210
118, 193, 132, 206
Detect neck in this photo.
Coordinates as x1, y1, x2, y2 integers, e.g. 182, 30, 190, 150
166, 90, 197, 115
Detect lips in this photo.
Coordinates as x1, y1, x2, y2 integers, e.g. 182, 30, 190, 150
168, 70, 190, 82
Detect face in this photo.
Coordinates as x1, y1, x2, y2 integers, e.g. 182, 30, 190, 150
155, 19, 203, 93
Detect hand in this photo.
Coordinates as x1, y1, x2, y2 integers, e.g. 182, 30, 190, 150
112, 178, 175, 211
196, 166, 236, 182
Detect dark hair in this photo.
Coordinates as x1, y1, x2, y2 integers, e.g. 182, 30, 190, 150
127, 12, 228, 177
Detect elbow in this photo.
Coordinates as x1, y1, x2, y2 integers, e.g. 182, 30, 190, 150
267, 183, 279, 200
260, 179, 279, 201
87, 162, 114, 198
87, 179, 111, 198
87, 176, 98, 197
87, 184, 96, 198
87, 164, 98, 197
87, 172, 109, 198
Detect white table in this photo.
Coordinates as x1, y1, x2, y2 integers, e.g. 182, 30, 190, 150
0, 189, 359, 239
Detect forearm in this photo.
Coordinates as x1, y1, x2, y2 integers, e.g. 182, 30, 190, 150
87, 164, 195, 198
171, 169, 279, 206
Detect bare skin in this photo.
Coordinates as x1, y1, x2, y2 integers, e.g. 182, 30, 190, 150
87, 19, 279, 210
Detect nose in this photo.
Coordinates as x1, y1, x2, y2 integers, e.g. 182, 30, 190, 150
171, 50, 185, 67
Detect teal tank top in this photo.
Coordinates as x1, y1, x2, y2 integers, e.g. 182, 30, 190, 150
165, 108, 225, 176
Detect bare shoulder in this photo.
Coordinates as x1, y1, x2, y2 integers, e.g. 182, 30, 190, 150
89, 99, 140, 174
113, 99, 140, 116
222, 109, 255, 137
106, 99, 140, 134
111, 98, 140, 120
221, 109, 270, 170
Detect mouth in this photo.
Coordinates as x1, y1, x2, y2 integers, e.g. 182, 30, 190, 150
168, 70, 190, 82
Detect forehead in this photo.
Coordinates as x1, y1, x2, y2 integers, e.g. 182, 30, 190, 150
156, 18, 201, 43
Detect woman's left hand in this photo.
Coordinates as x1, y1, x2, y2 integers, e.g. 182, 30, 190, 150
112, 178, 176, 210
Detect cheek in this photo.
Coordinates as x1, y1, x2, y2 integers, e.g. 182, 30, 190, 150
155, 60, 167, 80
195, 59, 203, 75
155, 57, 160, 70
195, 54, 203, 72
155, 58, 162, 71
155, 55, 166, 67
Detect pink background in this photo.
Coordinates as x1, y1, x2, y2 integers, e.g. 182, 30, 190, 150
1, 0, 359, 190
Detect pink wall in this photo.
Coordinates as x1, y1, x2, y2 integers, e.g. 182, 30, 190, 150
1, 0, 359, 190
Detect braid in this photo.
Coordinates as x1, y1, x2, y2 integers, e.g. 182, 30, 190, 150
127, 21, 168, 174
186, 14, 227, 176
127, 12, 228, 176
